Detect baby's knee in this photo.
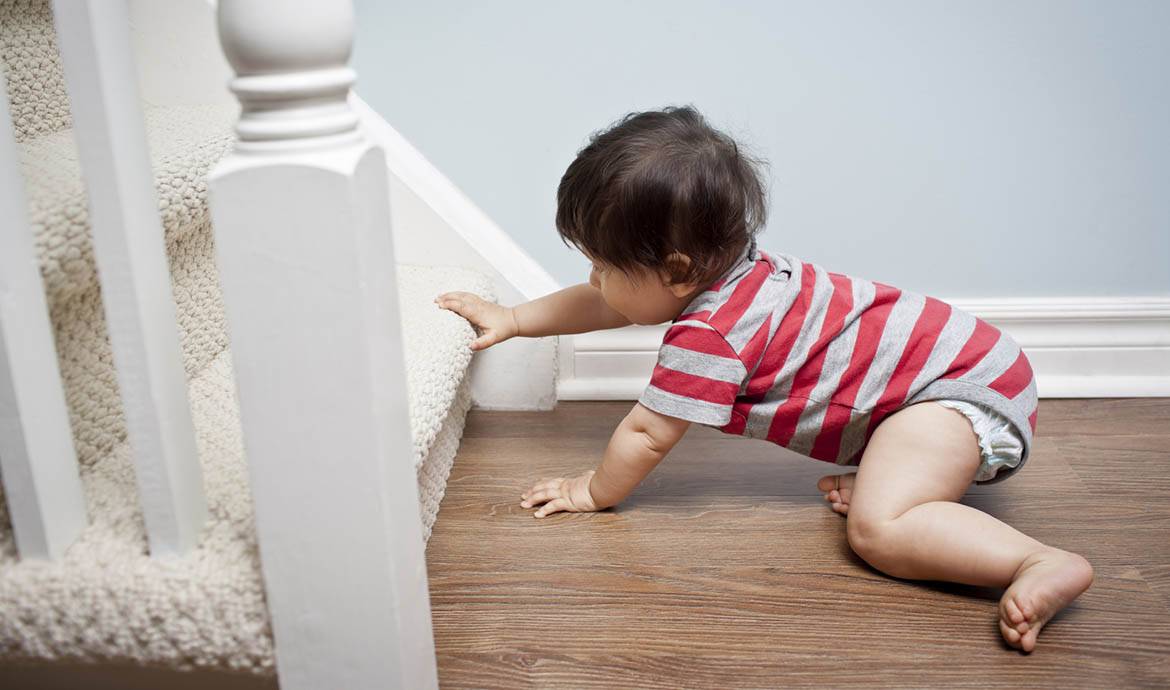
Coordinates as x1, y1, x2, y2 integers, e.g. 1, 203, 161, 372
846, 512, 899, 572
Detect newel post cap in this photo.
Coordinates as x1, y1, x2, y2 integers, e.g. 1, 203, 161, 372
216, 0, 361, 147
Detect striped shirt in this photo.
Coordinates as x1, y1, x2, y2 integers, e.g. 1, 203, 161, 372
638, 241, 1038, 475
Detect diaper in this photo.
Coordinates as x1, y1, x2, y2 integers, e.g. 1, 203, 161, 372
934, 399, 1027, 484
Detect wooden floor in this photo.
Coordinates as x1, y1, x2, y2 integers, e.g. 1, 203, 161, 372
427, 399, 1170, 689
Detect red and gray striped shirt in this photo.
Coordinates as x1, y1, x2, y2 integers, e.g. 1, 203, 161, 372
638, 242, 1038, 474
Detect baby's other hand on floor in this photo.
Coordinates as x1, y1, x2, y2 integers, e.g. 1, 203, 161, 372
520, 471, 599, 518
435, 291, 519, 351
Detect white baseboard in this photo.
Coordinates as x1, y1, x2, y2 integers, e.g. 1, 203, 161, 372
557, 297, 1170, 400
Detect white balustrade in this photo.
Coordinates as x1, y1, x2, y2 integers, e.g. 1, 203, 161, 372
0, 90, 88, 561
52, 0, 206, 555
209, 2, 438, 688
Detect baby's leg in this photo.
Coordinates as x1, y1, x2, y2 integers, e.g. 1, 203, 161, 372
830, 401, 1093, 652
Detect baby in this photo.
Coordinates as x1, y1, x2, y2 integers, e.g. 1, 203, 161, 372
436, 106, 1093, 653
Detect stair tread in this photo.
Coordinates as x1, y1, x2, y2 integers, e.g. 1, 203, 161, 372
19, 103, 238, 307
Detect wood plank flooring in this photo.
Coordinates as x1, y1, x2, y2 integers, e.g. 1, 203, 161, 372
426, 399, 1170, 689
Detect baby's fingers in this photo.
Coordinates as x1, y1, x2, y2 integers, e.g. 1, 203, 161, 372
520, 487, 560, 508
523, 478, 564, 497
435, 292, 482, 319
436, 291, 477, 304
470, 332, 499, 351
534, 498, 571, 518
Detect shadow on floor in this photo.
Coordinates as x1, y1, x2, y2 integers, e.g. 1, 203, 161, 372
0, 662, 278, 690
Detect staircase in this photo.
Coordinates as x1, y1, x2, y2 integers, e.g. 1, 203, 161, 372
0, 0, 492, 677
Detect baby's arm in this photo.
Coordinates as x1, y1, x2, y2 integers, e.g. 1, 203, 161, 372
436, 283, 630, 350
520, 403, 690, 517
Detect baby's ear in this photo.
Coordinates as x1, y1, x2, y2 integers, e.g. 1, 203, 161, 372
661, 252, 698, 297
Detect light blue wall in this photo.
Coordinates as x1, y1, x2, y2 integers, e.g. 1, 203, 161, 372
354, 1, 1169, 298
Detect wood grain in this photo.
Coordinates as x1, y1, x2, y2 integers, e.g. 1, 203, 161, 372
427, 400, 1170, 689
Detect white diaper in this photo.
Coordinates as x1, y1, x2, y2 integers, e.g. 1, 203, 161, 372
935, 399, 1027, 484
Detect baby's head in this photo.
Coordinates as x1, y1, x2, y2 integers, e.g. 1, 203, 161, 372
556, 105, 768, 325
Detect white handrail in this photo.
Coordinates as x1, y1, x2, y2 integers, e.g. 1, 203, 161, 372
209, 1, 439, 688
52, 0, 207, 555
0, 88, 88, 562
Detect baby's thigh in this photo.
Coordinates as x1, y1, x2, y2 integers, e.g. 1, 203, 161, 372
849, 401, 983, 522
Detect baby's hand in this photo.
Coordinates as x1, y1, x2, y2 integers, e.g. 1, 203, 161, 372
520, 470, 599, 518
435, 291, 519, 351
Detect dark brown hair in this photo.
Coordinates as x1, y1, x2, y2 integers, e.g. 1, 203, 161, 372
556, 105, 768, 286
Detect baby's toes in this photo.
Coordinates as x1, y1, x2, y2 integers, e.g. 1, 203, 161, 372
1020, 627, 1040, 653
1015, 596, 1035, 624
1001, 598, 1020, 631
999, 617, 1023, 649
822, 487, 853, 504
1001, 594, 1027, 629
821, 480, 853, 515
817, 472, 856, 490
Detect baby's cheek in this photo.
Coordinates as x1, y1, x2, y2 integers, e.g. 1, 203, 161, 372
608, 299, 636, 322
600, 288, 622, 312
608, 294, 636, 320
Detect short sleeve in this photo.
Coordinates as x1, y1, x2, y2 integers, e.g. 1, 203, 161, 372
638, 321, 748, 426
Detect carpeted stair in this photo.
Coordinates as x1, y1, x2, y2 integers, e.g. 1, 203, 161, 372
0, 0, 487, 675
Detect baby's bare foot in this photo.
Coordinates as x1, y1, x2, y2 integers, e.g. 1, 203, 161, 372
816, 472, 856, 515
998, 549, 1094, 652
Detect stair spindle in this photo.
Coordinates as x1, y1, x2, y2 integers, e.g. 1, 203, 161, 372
0, 85, 88, 562
52, 0, 207, 555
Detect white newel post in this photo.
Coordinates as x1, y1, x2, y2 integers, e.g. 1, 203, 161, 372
208, 3, 438, 690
